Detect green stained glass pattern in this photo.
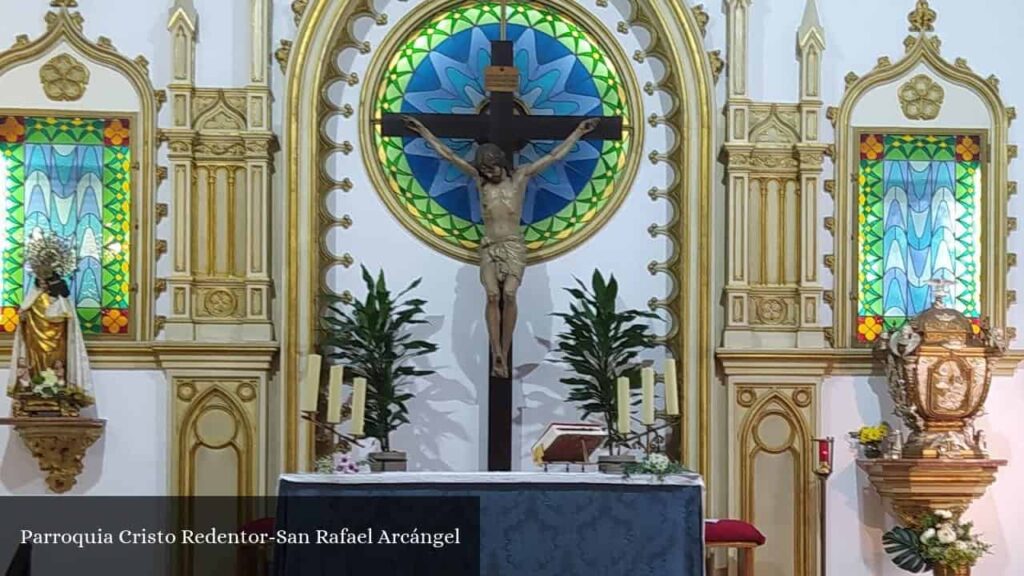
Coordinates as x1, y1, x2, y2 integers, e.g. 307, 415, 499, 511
0, 115, 132, 335
856, 134, 981, 343
373, 1, 631, 254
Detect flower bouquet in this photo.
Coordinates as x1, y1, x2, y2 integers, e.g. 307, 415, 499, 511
13, 361, 94, 417
850, 422, 889, 458
622, 453, 690, 482
315, 451, 365, 475
883, 510, 991, 574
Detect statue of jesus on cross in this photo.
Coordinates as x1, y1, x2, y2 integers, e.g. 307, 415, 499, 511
404, 116, 599, 378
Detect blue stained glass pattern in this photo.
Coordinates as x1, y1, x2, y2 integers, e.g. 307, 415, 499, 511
24, 143, 104, 309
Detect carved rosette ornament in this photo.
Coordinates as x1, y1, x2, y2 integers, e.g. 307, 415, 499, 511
39, 54, 90, 101
877, 287, 1005, 459
898, 74, 944, 120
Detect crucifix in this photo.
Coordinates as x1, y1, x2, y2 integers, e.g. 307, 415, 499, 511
381, 1, 624, 471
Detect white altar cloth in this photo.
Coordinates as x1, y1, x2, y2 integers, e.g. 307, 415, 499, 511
281, 471, 704, 486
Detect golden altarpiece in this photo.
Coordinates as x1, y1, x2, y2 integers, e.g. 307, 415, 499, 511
0, 0, 277, 498
717, 1, 1021, 575
278, 0, 719, 481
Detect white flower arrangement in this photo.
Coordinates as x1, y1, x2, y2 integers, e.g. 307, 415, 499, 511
315, 451, 364, 474
622, 452, 689, 481
29, 368, 66, 398
884, 509, 991, 572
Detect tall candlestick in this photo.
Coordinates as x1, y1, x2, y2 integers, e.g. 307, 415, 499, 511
616, 377, 630, 435
325, 365, 344, 423
351, 377, 367, 437
641, 367, 655, 425
664, 359, 679, 415
299, 354, 322, 413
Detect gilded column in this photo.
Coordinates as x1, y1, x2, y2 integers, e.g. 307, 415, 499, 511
165, 0, 198, 340
796, 0, 827, 347
723, 0, 754, 341
242, 0, 275, 340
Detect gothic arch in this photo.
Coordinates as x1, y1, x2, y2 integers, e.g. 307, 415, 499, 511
281, 0, 716, 473
737, 389, 814, 576
0, 3, 159, 344
831, 27, 1014, 349
176, 384, 256, 497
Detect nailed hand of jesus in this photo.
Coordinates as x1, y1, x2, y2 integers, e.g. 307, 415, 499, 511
577, 117, 601, 134
402, 115, 425, 133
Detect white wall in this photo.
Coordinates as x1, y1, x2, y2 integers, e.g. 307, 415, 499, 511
0, 370, 168, 495
747, 1, 1024, 573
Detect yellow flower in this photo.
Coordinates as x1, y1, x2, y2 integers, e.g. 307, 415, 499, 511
0, 307, 18, 332
0, 116, 25, 143
857, 423, 889, 444
104, 119, 130, 146
957, 136, 980, 161
858, 316, 883, 342
101, 309, 128, 334
860, 135, 883, 160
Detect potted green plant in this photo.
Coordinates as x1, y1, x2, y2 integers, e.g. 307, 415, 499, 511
321, 266, 438, 471
553, 270, 659, 473
883, 509, 991, 575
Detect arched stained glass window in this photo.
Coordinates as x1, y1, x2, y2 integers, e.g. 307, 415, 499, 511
370, 1, 633, 261
856, 133, 981, 343
0, 115, 132, 335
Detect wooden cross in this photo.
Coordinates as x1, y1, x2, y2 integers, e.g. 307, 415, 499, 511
380, 9, 623, 471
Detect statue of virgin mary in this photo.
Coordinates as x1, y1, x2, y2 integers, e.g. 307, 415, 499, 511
6, 231, 94, 417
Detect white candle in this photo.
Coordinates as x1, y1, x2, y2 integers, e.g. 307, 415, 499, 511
664, 359, 679, 415
325, 365, 344, 423
299, 354, 322, 413
351, 377, 367, 437
616, 377, 631, 435
641, 367, 655, 425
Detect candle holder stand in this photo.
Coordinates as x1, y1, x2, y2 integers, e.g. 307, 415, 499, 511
620, 412, 681, 456
301, 409, 364, 470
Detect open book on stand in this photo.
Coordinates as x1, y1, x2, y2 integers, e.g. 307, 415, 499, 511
531, 422, 607, 464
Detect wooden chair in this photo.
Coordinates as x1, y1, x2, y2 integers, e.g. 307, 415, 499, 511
237, 517, 274, 576
704, 519, 765, 576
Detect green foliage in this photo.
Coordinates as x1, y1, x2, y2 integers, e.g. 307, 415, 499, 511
321, 266, 438, 452
883, 510, 992, 573
883, 527, 929, 573
553, 270, 659, 447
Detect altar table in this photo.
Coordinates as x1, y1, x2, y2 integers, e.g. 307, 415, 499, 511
275, 472, 704, 576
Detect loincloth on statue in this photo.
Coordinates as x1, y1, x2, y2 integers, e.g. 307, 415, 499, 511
479, 235, 526, 282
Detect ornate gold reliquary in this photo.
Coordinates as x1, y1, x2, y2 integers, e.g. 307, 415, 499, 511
877, 294, 1006, 459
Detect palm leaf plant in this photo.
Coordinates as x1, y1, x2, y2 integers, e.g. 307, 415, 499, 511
883, 527, 930, 573
553, 270, 660, 451
321, 266, 438, 452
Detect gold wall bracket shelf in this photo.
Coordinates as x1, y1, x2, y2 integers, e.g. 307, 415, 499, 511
0, 417, 105, 493
859, 458, 1006, 526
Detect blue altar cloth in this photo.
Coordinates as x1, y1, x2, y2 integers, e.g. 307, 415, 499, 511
275, 472, 704, 576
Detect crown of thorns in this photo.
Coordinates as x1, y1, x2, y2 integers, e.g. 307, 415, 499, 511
26, 230, 77, 277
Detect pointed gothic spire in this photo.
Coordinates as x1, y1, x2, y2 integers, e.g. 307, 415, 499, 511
168, 0, 198, 35
797, 0, 825, 104
798, 0, 825, 51
168, 0, 198, 85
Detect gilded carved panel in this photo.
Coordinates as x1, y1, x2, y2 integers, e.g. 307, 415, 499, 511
732, 384, 817, 576
172, 378, 260, 497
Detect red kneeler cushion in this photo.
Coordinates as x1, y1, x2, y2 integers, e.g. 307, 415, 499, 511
704, 519, 766, 545
241, 517, 275, 536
